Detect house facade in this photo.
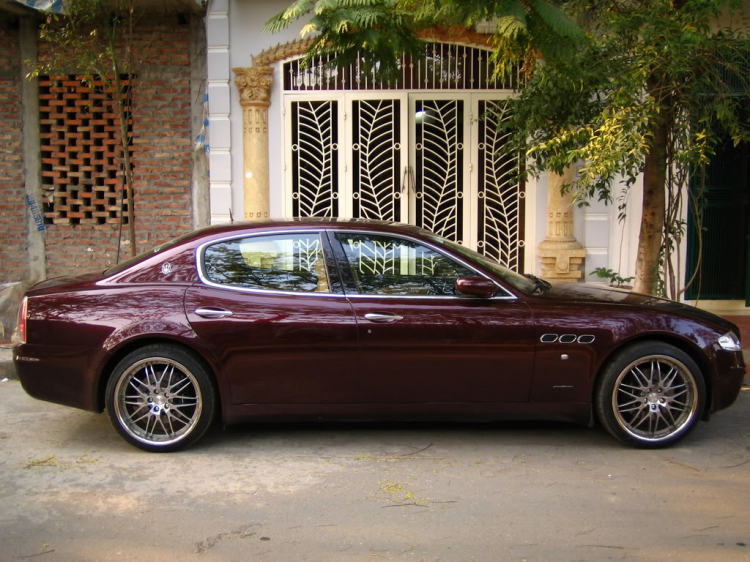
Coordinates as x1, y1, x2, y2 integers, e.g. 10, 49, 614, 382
206, 1, 617, 286
205, 0, 748, 310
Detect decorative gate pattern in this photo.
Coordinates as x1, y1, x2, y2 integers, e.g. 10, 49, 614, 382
351, 99, 401, 221
415, 99, 464, 243
477, 100, 525, 271
290, 100, 339, 217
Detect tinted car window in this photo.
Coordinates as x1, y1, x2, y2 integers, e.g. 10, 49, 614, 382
336, 233, 473, 296
203, 233, 331, 293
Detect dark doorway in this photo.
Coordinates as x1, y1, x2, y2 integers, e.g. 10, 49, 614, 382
686, 129, 750, 301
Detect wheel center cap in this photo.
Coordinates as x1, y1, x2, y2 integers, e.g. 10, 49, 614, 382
154, 394, 167, 406
647, 392, 660, 404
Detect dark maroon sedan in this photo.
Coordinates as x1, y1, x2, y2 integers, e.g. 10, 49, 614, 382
14, 219, 746, 452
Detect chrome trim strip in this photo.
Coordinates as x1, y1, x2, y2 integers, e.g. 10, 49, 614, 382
193, 227, 519, 301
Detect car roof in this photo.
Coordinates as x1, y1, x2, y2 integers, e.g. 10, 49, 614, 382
185, 218, 432, 245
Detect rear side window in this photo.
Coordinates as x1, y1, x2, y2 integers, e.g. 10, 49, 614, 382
203, 233, 331, 293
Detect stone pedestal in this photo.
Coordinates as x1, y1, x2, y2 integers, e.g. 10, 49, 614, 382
538, 168, 587, 284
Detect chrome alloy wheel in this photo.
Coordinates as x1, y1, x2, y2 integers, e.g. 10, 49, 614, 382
612, 355, 698, 442
113, 357, 203, 446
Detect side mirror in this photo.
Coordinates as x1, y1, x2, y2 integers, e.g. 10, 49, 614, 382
455, 276, 497, 298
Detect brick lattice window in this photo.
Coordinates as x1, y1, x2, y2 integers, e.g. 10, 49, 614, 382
40, 74, 132, 225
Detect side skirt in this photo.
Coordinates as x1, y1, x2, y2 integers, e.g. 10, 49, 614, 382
222, 402, 591, 426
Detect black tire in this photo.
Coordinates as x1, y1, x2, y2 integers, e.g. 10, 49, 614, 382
105, 344, 217, 452
595, 341, 705, 448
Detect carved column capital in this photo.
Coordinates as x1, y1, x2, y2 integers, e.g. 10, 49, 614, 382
233, 65, 274, 107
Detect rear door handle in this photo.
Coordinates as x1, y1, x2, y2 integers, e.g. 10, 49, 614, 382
364, 312, 403, 323
194, 307, 233, 319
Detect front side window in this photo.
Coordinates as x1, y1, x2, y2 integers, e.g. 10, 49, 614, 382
336, 233, 474, 296
203, 233, 331, 293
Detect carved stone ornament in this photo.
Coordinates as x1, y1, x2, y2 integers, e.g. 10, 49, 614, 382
233, 66, 274, 106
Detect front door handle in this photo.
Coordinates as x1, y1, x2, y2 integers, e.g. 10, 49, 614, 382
194, 307, 233, 319
364, 312, 403, 323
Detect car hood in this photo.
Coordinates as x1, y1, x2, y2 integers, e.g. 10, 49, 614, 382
538, 283, 738, 335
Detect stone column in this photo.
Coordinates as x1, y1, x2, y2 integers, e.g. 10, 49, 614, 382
538, 168, 587, 284
233, 66, 274, 220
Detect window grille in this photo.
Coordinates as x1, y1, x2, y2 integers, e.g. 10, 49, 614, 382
283, 43, 519, 92
40, 74, 133, 225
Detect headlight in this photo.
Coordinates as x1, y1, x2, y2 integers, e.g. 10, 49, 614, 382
718, 332, 742, 352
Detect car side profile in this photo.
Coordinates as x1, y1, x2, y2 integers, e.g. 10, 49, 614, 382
13, 219, 746, 452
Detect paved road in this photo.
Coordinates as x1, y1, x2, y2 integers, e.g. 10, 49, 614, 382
1, 379, 748, 562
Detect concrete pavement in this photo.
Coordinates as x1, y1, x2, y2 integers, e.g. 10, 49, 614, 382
0, 379, 748, 562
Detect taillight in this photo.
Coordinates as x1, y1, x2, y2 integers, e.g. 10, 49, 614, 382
18, 296, 27, 344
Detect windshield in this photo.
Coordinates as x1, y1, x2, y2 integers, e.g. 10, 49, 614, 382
103, 231, 197, 276
426, 235, 538, 295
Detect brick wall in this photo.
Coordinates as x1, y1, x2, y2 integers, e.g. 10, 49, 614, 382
41, 14, 194, 278
0, 18, 26, 283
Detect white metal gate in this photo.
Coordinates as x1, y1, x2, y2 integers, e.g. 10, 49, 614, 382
283, 68, 525, 270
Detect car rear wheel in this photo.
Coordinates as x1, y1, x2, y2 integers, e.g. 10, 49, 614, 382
595, 342, 705, 448
105, 344, 217, 452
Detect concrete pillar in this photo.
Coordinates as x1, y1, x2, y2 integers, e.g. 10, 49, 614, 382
189, 14, 209, 229
20, 16, 46, 285
538, 168, 587, 283
233, 66, 273, 220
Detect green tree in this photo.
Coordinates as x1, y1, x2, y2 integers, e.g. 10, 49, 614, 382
268, 0, 749, 297
29, 0, 139, 258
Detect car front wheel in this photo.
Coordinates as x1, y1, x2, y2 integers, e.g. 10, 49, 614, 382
595, 342, 705, 448
105, 344, 217, 452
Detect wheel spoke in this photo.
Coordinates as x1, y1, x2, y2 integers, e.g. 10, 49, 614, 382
166, 411, 176, 436
170, 378, 192, 396
631, 366, 650, 387
617, 388, 642, 400
143, 413, 154, 437
631, 408, 651, 430
129, 379, 148, 396
170, 408, 193, 424
170, 402, 199, 410
619, 382, 643, 392
618, 403, 645, 414
662, 367, 679, 389
157, 415, 170, 437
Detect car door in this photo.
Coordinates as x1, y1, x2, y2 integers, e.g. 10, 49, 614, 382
185, 229, 359, 405
329, 230, 535, 404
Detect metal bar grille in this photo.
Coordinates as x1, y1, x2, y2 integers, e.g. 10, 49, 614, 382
284, 43, 518, 92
